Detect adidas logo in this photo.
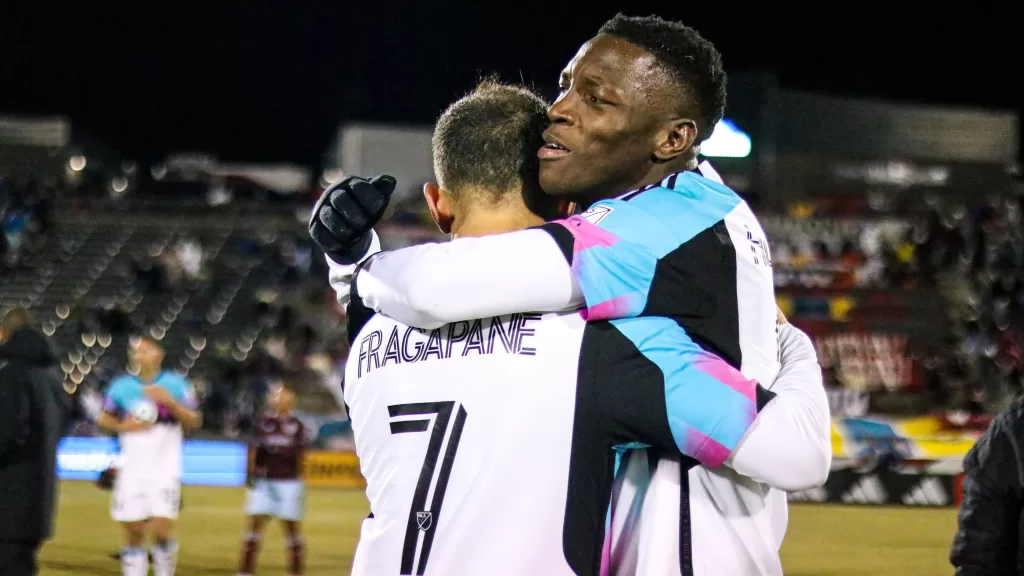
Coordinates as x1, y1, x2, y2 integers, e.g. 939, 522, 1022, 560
841, 475, 887, 504
901, 477, 948, 506
788, 486, 828, 502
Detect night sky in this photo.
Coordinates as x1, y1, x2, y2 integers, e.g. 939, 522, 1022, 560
2, 1, 1020, 165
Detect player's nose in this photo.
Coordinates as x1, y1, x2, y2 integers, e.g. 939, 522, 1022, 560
547, 94, 574, 126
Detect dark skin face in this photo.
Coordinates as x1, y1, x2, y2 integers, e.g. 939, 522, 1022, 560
538, 35, 701, 207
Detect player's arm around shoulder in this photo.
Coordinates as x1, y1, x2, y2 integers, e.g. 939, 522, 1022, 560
326, 230, 381, 308
352, 228, 582, 328
540, 198, 672, 321
726, 320, 831, 491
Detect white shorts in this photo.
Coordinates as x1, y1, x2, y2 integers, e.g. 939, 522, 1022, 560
246, 479, 305, 521
112, 475, 181, 522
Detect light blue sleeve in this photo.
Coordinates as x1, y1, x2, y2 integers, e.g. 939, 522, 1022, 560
103, 378, 126, 415
169, 373, 197, 409
549, 175, 742, 321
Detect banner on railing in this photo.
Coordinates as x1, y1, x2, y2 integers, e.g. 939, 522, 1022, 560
302, 450, 366, 489
830, 415, 980, 461
788, 468, 959, 507
57, 437, 248, 486
816, 332, 914, 390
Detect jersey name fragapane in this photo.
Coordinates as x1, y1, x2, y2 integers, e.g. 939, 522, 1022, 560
103, 371, 195, 480
346, 165, 780, 575
344, 310, 586, 576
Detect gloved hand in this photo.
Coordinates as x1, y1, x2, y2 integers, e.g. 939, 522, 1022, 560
308, 174, 397, 264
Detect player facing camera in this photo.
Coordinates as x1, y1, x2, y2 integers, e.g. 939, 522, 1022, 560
94, 333, 201, 576
239, 379, 307, 576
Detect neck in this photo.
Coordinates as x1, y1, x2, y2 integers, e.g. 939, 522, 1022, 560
450, 205, 544, 239
577, 154, 699, 209
138, 366, 160, 383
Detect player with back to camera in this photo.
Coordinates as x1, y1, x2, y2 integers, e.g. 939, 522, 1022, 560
94, 335, 201, 576
311, 14, 831, 575
317, 78, 829, 575
238, 381, 307, 576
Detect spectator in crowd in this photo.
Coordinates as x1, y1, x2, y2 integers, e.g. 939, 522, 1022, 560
0, 308, 67, 576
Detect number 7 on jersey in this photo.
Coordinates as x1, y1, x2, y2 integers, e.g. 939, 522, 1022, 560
388, 401, 468, 576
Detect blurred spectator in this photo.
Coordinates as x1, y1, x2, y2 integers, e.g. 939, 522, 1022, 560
0, 308, 67, 576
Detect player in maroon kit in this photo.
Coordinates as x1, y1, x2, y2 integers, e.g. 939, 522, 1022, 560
238, 384, 307, 576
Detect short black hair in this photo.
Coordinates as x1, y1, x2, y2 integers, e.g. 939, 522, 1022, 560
599, 14, 727, 144
432, 77, 549, 203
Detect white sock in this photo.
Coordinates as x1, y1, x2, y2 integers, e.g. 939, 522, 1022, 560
121, 547, 149, 576
152, 540, 179, 576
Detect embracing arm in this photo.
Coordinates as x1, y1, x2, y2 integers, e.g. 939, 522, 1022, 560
727, 323, 832, 491
327, 231, 382, 309
330, 228, 582, 329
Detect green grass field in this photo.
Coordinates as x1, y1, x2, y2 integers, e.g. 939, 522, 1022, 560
40, 481, 959, 575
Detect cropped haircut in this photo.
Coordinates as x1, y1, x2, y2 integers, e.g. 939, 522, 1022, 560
432, 78, 549, 204
599, 14, 727, 143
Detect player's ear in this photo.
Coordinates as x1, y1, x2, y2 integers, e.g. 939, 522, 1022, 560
557, 200, 575, 219
652, 117, 698, 163
423, 182, 454, 235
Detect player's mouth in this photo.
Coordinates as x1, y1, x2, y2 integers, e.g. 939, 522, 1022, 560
539, 132, 571, 159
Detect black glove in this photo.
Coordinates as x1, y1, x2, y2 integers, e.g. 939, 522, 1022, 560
308, 174, 397, 264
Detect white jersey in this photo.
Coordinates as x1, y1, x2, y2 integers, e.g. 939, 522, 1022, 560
103, 371, 194, 480
345, 310, 586, 576
610, 324, 819, 575
336, 164, 831, 575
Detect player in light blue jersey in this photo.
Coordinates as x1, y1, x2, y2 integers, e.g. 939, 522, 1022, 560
95, 336, 201, 576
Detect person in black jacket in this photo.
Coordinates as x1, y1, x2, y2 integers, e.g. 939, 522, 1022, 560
0, 307, 67, 576
950, 397, 1024, 575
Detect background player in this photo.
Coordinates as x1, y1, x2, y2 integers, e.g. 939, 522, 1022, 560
239, 381, 307, 576
95, 335, 201, 576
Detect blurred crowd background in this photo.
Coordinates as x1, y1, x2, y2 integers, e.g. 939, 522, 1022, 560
3, 126, 1022, 453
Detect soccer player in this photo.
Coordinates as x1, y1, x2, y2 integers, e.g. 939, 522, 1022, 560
239, 382, 307, 576
312, 15, 828, 575
95, 335, 201, 576
321, 79, 828, 575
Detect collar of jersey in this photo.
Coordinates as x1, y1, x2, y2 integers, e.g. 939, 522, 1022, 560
612, 159, 723, 201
